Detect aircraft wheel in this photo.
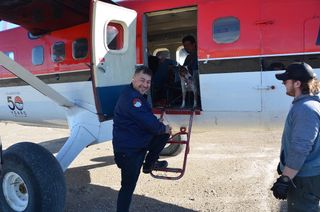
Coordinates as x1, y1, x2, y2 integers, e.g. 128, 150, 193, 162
160, 135, 184, 156
0, 142, 66, 212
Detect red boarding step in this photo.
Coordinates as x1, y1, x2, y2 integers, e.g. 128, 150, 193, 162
151, 108, 198, 180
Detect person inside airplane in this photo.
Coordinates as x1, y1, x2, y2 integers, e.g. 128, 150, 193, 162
112, 65, 172, 212
150, 52, 179, 107
182, 35, 198, 76
179, 35, 199, 108
271, 62, 320, 211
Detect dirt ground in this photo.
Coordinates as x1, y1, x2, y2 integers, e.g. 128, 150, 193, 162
0, 122, 288, 212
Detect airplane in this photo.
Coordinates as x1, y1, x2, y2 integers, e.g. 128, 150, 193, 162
0, 0, 319, 211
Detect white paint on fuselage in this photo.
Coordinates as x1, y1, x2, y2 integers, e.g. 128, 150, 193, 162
200, 71, 263, 112
0, 81, 95, 127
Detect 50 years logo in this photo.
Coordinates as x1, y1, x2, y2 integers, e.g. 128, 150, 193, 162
7, 96, 27, 117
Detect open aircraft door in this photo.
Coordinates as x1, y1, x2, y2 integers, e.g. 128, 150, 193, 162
91, 0, 137, 121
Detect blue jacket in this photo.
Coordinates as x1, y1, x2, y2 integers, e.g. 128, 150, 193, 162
112, 84, 166, 152
279, 95, 320, 177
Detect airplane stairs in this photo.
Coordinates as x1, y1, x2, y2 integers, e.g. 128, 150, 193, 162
151, 108, 200, 180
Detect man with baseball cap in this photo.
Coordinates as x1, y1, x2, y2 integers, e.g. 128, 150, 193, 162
271, 62, 320, 211
275, 62, 316, 83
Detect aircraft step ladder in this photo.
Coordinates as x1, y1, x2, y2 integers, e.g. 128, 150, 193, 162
151, 108, 200, 180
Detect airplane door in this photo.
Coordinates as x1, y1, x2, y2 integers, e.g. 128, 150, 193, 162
91, 1, 137, 120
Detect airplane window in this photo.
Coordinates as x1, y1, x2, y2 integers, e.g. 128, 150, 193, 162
106, 22, 124, 50
176, 46, 188, 65
317, 28, 320, 45
153, 48, 170, 59
213, 16, 240, 44
4, 52, 14, 60
73, 38, 88, 59
0, 21, 18, 32
28, 32, 42, 40
32, 46, 44, 65
52, 42, 65, 62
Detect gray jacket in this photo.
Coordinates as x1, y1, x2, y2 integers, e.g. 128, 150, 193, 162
279, 95, 320, 177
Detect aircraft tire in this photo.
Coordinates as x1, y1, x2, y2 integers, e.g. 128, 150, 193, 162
160, 143, 183, 156
160, 135, 184, 156
0, 142, 66, 212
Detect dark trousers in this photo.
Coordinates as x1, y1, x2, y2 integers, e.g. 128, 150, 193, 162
114, 134, 169, 212
287, 175, 320, 212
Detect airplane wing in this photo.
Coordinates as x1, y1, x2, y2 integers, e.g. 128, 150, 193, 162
0, 0, 115, 35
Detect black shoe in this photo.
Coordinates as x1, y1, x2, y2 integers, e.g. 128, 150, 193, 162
143, 160, 168, 174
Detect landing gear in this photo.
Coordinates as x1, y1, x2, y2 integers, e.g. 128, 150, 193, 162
160, 140, 183, 156
0, 142, 66, 212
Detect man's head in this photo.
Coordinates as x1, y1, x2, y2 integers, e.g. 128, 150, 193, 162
132, 66, 152, 95
275, 62, 318, 96
275, 62, 316, 82
182, 35, 196, 54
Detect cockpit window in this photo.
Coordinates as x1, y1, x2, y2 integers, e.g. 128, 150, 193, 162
4, 51, 14, 60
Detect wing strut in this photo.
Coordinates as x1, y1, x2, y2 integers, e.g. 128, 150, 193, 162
0, 52, 74, 108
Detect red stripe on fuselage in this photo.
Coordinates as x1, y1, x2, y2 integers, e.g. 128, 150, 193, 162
0, 23, 91, 79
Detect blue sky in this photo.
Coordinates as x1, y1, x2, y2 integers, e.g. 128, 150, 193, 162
0, 21, 19, 31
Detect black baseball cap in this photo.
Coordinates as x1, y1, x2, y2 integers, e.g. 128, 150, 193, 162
275, 62, 316, 82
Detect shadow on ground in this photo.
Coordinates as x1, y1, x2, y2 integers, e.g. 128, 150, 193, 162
38, 137, 288, 212
63, 155, 195, 212
38, 138, 194, 211
39, 137, 68, 154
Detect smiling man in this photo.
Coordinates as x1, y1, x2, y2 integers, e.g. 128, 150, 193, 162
271, 62, 320, 211
112, 65, 172, 212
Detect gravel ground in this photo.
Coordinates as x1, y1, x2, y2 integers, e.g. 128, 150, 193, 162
0, 123, 288, 212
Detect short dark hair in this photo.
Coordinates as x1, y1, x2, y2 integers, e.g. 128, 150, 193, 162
182, 35, 196, 44
134, 65, 153, 77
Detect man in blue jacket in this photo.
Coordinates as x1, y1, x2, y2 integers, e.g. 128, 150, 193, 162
271, 62, 320, 211
113, 65, 172, 212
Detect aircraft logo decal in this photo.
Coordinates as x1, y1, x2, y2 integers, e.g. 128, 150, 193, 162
7, 95, 27, 117
14, 96, 24, 110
